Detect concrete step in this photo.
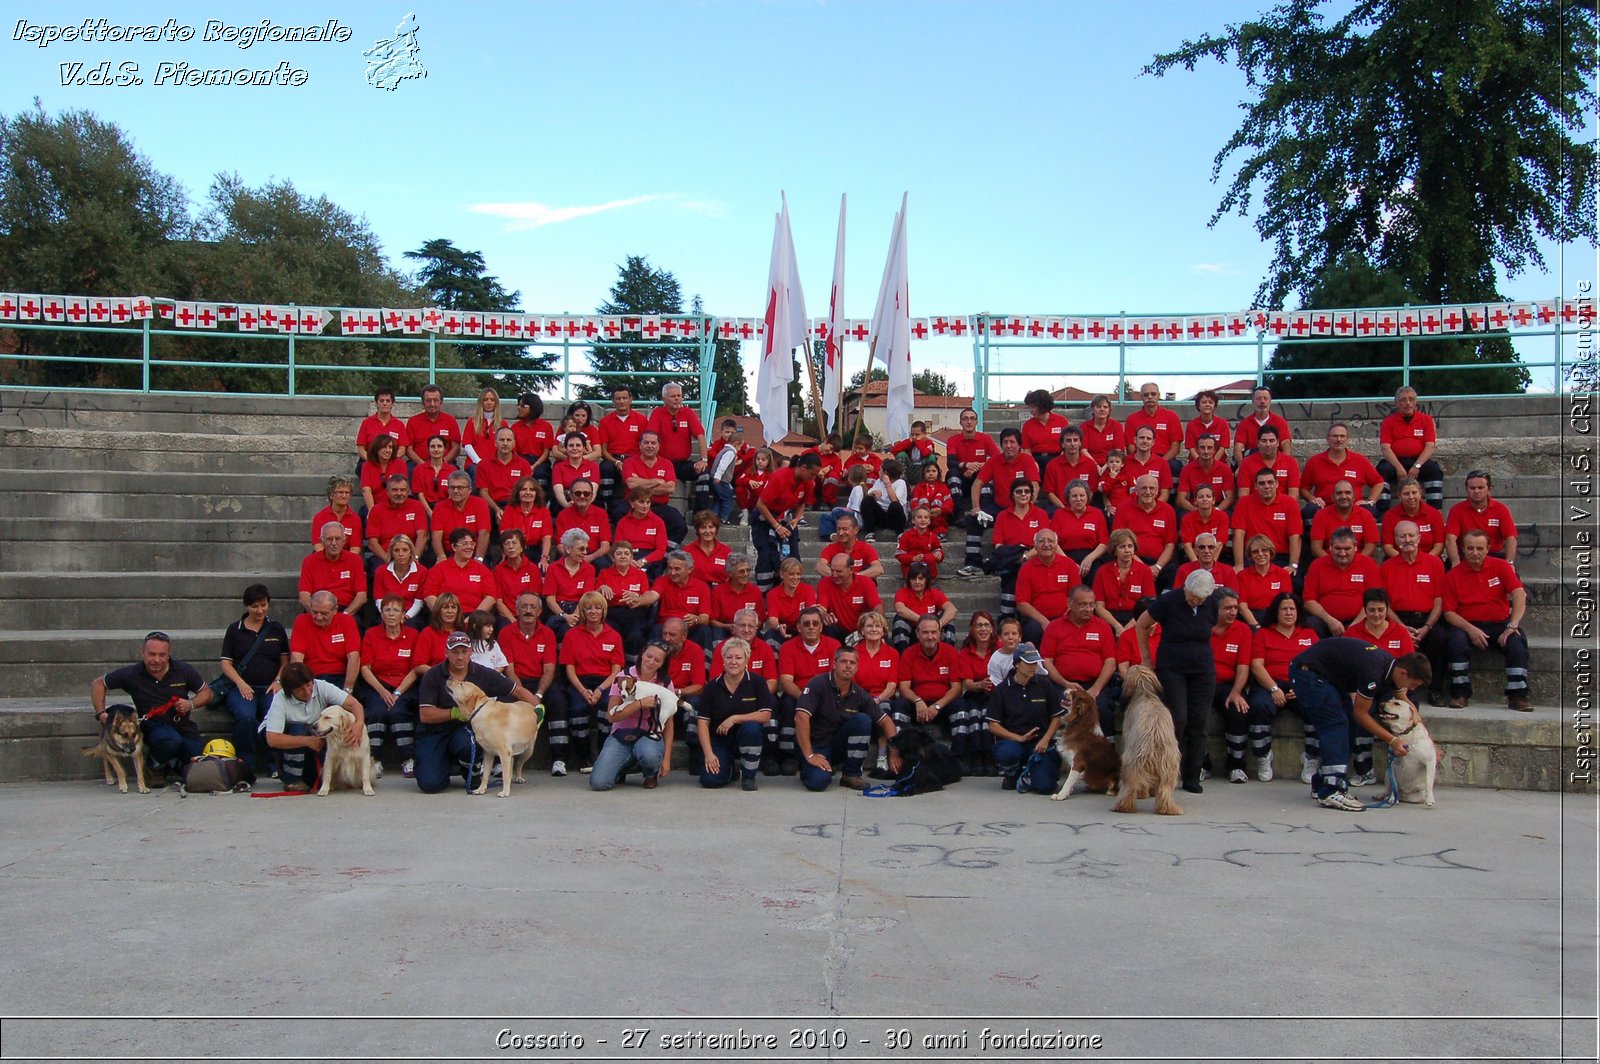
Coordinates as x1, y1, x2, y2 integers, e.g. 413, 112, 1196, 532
6, 532, 309, 573
8, 488, 331, 523
0, 572, 302, 630
0, 468, 332, 498
2, 427, 354, 475
0, 628, 221, 695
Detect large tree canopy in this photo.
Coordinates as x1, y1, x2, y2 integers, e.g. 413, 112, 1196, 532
1147, 0, 1597, 311
406, 238, 555, 395
581, 255, 698, 402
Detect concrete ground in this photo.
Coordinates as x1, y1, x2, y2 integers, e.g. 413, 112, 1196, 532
0, 772, 1595, 1063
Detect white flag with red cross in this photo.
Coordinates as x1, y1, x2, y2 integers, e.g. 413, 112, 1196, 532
193, 303, 221, 329
0, 293, 17, 321
236, 306, 261, 332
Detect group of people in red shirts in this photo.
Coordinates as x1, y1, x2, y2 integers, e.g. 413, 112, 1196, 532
274, 378, 1531, 792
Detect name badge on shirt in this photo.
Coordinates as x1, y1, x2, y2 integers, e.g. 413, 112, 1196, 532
330, 633, 345, 644
339, 570, 351, 580
1351, 574, 1366, 583
1225, 642, 1241, 653
398, 649, 412, 658
1272, 513, 1286, 521
1417, 574, 1431, 583
1153, 520, 1167, 529
1086, 632, 1101, 641
468, 574, 482, 583
602, 642, 617, 652
1488, 577, 1501, 587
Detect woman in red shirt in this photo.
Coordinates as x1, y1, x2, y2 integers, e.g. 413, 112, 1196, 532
359, 594, 421, 777
1052, 480, 1110, 580
891, 562, 957, 650
1247, 592, 1319, 784
684, 511, 733, 587
371, 534, 429, 626
544, 528, 600, 637
991, 479, 1050, 615
410, 592, 462, 669
411, 436, 452, 511
461, 387, 509, 468
958, 611, 1000, 704
1021, 388, 1071, 470
762, 555, 816, 651
360, 435, 410, 511
555, 591, 625, 775
1235, 534, 1293, 629
499, 477, 554, 567
1091, 529, 1155, 636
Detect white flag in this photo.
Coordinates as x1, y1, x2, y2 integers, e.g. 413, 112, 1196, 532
757, 193, 807, 448
871, 193, 913, 445
821, 194, 846, 434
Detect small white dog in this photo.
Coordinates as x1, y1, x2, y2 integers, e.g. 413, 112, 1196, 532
1372, 697, 1438, 807
312, 705, 375, 796
617, 677, 679, 731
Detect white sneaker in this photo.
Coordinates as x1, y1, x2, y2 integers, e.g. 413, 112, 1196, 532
1300, 755, 1319, 784
401, 758, 415, 779
579, 764, 593, 774
1319, 790, 1365, 812
373, 761, 383, 779
1199, 767, 1211, 781
1348, 771, 1377, 787
1257, 756, 1275, 783
1229, 769, 1247, 784
957, 565, 985, 579
550, 759, 567, 777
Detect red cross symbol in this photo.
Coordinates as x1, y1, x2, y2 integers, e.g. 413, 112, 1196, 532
1126, 321, 1146, 340
1488, 307, 1508, 328
1048, 320, 1066, 339
848, 322, 870, 341
404, 313, 425, 334
0, 296, 16, 317
1511, 306, 1532, 327
538, 318, 558, 337
112, 302, 131, 322
1421, 312, 1439, 332
932, 317, 949, 334
362, 313, 382, 333
259, 308, 279, 328
1333, 315, 1353, 335
1536, 304, 1556, 324
484, 317, 503, 337
660, 319, 681, 338
1063, 321, 1081, 340
196, 306, 216, 328
911, 320, 929, 340
1356, 316, 1375, 336
20, 297, 39, 317
1187, 319, 1206, 339
424, 308, 443, 330
300, 311, 322, 332
89, 302, 110, 322
43, 299, 64, 321
1106, 322, 1125, 341
382, 310, 401, 330
175, 305, 195, 327
341, 313, 359, 332
218, 305, 237, 321
442, 314, 463, 333
682, 319, 700, 338
1228, 317, 1248, 336
603, 318, 621, 338
737, 321, 755, 339
132, 299, 150, 318
949, 318, 968, 336
1007, 318, 1025, 336
238, 309, 258, 329
718, 321, 737, 339
1027, 319, 1045, 337
1561, 302, 1578, 323
504, 317, 524, 338
1086, 320, 1105, 339
581, 319, 600, 338
1397, 313, 1417, 333
1442, 310, 1462, 331
1311, 314, 1331, 333
1206, 319, 1225, 338
1466, 308, 1485, 330
640, 319, 661, 338
1267, 317, 1290, 337
463, 315, 482, 333
1288, 316, 1309, 336
553, 318, 575, 338
1377, 316, 1396, 334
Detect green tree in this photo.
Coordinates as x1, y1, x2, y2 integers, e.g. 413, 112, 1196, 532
0, 102, 188, 387
581, 255, 697, 402
847, 365, 959, 396
1263, 255, 1527, 397
406, 238, 556, 396
690, 295, 749, 417
1147, 0, 1596, 392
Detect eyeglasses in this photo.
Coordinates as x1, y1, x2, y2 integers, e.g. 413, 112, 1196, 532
144, 631, 170, 643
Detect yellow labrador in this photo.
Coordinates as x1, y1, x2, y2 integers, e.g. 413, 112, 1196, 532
448, 680, 545, 797
312, 705, 375, 796
1372, 697, 1438, 807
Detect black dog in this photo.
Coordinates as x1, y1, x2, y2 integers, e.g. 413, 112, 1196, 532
882, 728, 963, 796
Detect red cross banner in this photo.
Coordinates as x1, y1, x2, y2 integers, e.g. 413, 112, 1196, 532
236, 306, 260, 332
217, 305, 238, 324
501, 314, 525, 340
194, 303, 221, 329
0, 293, 16, 321
1535, 300, 1559, 325
173, 302, 198, 329
63, 297, 89, 325
340, 311, 367, 335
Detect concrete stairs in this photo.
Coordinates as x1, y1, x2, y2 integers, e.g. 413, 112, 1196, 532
0, 389, 1586, 792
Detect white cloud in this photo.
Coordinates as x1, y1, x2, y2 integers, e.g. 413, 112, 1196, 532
468, 194, 661, 230
1190, 262, 1229, 274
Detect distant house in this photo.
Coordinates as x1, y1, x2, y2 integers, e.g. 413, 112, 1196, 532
715, 412, 816, 460
842, 380, 974, 443
1204, 378, 1260, 402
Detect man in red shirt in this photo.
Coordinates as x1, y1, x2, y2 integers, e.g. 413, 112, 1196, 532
1301, 528, 1382, 638
945, 407, 999, 511
817, 553, 883, 642
553, 484, 613, 566
1041, 585, 1117, 731
299, 522, 367, 615
647, 382, 708, 512
652, 550, 714, 650
775, 607, 841, 774
817, 514, 886, 582
356, 386, 406, 461
1308, 480, 1381, 558
618, 430, 687, 544
1042, 426, 1099, 512
659, 616, 709, 750
1176, 433, 1236, 512
497, 592, 561, 709
366, 475, 429, 565
754, 453, 821, 590
1442, 529, 1530, 710
597, 385, 649, 508
1232, 467, 1303, 575
1114, 474, 1179, 589
1300, 422, 1384, 529
1015, 529, 1081, 645
1236, 425, 1301, 499
1124, 381, 1184, 480
1232, 386, 1293, 462
491, 530, 543, 624
430, 471, 491, 561
1378, 385, 1444, 511
1380, 519, 1448, 704
1445, 470, 1519, 566
475, 427, 533, 521
290, 590, 360, 690
405, 384, 460, 464
898, 615, 984, 774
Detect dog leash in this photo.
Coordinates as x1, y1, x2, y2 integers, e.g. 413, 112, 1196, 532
1362, 758, 1401, 809
863, 763, 919, 798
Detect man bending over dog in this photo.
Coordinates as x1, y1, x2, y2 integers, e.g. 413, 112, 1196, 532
415, 631, 541, 794
92, 631, 215, 779
1287, 637, 1430, 812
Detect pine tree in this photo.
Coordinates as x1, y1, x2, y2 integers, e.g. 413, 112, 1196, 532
580, 255, 698, 402
405, 238, 555, 395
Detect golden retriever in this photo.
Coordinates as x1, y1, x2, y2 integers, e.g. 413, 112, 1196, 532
1371, 697, 1438, 807
312, 705, 375, 796
1110, 666, 1183, 815
1050, 688, 1121, 800
448, 680, 545, 797
83, 706, 148, 794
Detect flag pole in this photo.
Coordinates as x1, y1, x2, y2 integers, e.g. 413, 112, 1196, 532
851, 336, 878, 443
801, 336, 826, 439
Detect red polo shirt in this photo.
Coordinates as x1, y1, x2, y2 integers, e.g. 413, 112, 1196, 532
647, 405, 705, 463
554, 505, 611, 549
543, 560, 598, 603
405, 411, 461, 453
765, 582, 818, 632
977, 452, 1041, 494
1043, 453, 1100, 502
1092, 560, 1154, 613
1184, 415, 1232, 454
498, 622, 558, 683
1125, 407, 1184, 457
1380, 411, 1437, 462
1444, 557, 1522, 623
893, 585, 951, 621
597, 410, 649, 459
423, 557, 496, 612
1113, 500, 1178, 560
1015, 555, 1081, 619
511, 418, 556, 460
759, 466, 817, 519
1235, 412, 1291, 454
551, 459, 601, 496
684, 540, 732, 585
1301, 450, 1383, 503
820, 539, 881, 576
1079, 419, 1125, 465
1446, 500, 1518, 555
613, 511, 669, 565
360, 625, 418, 687
712, 636, 777, 681
1123, 453, 1174, 492
1174, 560, 1238, 591
598, 563, 650, 602
500, 505, 554, 553
1237, 451, 1301, 493
560, 625, 625, 676
1303, 554, 1382, 623
779, 636, 840, 689
1211, 619, 1252, 685
1021, 413, 1070, 456
310, 506, 362, 546
945, 431, 998, 470
411, 461, 452, 506
430, 496, 491, 542
1351, 621, 1416, 657
290, 613, 359, 676
1310, 505, 1380, 551
1232, 494, 1301, 553
1179, 508, 1230, 548
817, 575, 881, 633
1380, 553, 1446, 614
1380, 504, 1445, 554
994, 505, 1051, 549
1052, 507, 1109, 553
1236, 564, 1292, 612
493, 558, 543, 608
1178, 459, 1235, 503
710, 581, 765, 626
854, 641, 901, 694
298, 549, 365, 608
664, 646, 708, 691
475, 454, 533, 505
1252, 625, 1318, 684
366, 498, 429, 553
359, 456, 410, 500
1041, 615, 1114, 683
899, 642, 965, 702
372, 562, 428, 609
652, 575, 712, 622
356, 413, 405, 452
620, 454, 676, 505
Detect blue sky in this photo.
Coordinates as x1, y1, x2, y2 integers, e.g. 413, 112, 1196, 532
7, 0, 1592, 398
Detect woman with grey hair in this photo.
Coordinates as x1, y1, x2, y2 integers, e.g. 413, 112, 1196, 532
543, 528, 598, 638
1134, 568, 1223, 795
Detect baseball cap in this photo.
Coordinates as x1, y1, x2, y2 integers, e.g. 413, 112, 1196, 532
445, 631, 473, 650
1015, 643, 1043, 665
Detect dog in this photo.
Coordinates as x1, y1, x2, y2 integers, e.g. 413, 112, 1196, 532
312, 705, 375, 796
83, 705, 148, 794
1110, 666, 1183, 816
1371, 697, 1438, 807
616, 677, 679, 733
448, 680, 545, 797
882, 727, 963, 795
1050, 688, 1121, 800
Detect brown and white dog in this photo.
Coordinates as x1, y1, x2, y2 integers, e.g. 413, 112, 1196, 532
448, 680, 545, 797
1371, 697, 1438, 807
1110, 666, 1183, 816
1050, 688, 1121, 800
83, 706, 148, 794
312, 705, 376, 796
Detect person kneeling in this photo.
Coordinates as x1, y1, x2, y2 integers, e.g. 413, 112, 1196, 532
795, 646, 898, 791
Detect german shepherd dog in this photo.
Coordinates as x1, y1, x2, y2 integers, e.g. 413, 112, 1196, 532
83, 705, 148, 794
